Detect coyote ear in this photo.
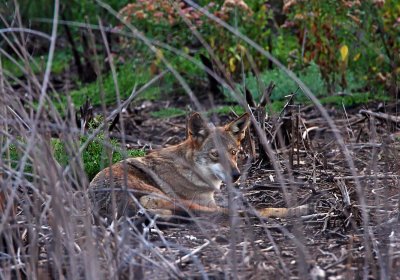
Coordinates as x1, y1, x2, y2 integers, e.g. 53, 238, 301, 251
188, 113, 209, 144
226, 113, 250, 141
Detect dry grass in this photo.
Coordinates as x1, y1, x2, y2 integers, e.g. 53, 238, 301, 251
1, 1, 400, 279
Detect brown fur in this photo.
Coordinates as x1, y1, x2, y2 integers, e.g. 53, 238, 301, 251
89, 113, 311, 220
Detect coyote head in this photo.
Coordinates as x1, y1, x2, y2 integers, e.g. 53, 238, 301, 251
187, 112, 250, 186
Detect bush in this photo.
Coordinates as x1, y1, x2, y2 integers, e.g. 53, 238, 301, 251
117, 1, 275, 79
223, 63, 325, 103
283, 0, 399, 97
4, 135, 144, 182
53, 134, 145, 180
248, 63, 325, 100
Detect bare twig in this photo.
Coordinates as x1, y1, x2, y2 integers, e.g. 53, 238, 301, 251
175, 239, 211, 265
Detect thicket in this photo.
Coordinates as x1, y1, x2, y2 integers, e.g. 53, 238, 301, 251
116, 0, 399, 99
2, 0, 398, 106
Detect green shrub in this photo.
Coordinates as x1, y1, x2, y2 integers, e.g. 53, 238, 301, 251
225, 62, 377, 104
117, 0, 276, 79
2, 135, 144, 181
53, 134, 145, 180
283, 0, 398, 97
223, 63, 325, 102
255, 63, 325, 100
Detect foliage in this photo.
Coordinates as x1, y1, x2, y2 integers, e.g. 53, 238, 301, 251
245, 63, 325, 101
222, 63, 326, 105
202, 0, 273, 77
319, 92, 389, 107
67, 61, 169, 108
66, 0, 131, 23
68, 62, 137, 107
52, 134, 145, 180
118, 0, 208, 46
272, 33, 300, 68
4, 135, 144, 181
1, 0, 131, 30
4, 141, 33, 176
118, 1, 275, 79
3, 0, 398, 115
117, 0, 398, 99
283, 0, 399, 96
283, 0, 359, 93
150, 107, 186, 118
364, 0, 400, 97
1, 50, 72, 78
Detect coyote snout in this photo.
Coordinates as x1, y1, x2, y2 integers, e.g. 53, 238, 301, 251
209, 160, 241, 183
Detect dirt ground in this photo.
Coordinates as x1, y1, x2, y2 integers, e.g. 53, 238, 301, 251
93, 96, 400, 279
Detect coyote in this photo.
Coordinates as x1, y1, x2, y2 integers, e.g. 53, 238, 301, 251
89, 113, 310, 220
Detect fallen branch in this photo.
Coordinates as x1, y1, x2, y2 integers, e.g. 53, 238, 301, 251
359, 110, 400, 124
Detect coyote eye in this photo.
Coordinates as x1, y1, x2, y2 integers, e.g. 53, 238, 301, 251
231, 149, 237, 156
210, 150, 219, 158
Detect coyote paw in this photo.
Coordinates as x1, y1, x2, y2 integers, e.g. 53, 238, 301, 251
140, 195, 166, 209
139, 195, 173, 220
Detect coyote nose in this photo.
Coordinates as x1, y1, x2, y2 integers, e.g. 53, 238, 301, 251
231, 170, 241, 182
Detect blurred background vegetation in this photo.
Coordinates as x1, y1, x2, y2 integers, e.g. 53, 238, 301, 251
1, 0, 398, 108
1, 0, 399, 175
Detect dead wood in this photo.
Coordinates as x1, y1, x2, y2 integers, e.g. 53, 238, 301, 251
359, 109, 400, 125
